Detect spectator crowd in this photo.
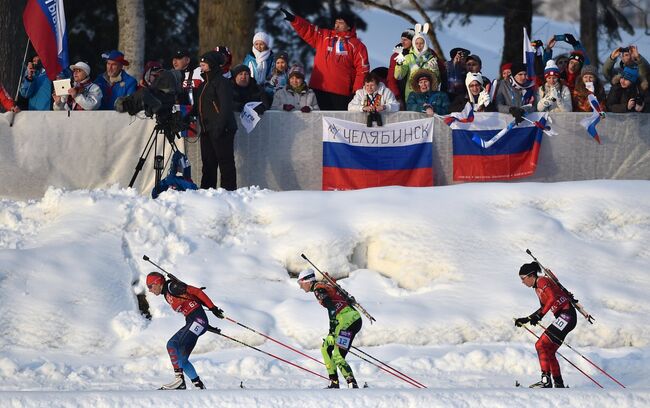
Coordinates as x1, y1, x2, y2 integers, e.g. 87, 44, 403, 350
2, 9, 648, 190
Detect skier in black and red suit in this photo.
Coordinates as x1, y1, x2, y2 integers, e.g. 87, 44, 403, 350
515, 261, 577, 388
146, 271, 225, 390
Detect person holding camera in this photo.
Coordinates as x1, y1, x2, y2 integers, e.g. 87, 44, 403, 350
52, 62, 102, 111
394, 29, 442, 103
536, 60, 572, 113
19, 55, 52, 111
544, 33, 590, 66
603, 45, 649, 91
271, 64, 319, 112
193, 51, 238, 190
606, 66, 648, 113
445, 47, 470, 101
348, 72, 399, 126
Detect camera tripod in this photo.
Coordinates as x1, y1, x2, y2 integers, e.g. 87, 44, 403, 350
128, 120, 180, 190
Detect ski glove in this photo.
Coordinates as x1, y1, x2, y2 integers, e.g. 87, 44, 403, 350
283, 104, 295, 111
210, 307, 225, 319
300, 106, 311, 113
564, 33, 578, 46
394, 52, 406, 65
324, 334, 336, 347
528, 311, 542, 326
280, 8, 295, 22
514, 317, 530, 327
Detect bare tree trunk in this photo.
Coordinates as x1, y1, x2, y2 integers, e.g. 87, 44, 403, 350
501, 0, 533, 67
580, 0, 598, 67
117, 0, 145, 80
355, 0, 445, 61
199, 0, 256, 66
0, 0, 29, 98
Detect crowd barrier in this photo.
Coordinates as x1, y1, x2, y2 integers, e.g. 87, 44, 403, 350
1, 110, 649, 200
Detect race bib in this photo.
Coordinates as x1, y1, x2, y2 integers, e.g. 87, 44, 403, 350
336, 330, 352, 350
189, 321, 205, 336
552, 315, 569, 330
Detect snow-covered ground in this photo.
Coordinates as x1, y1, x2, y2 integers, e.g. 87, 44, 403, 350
1, 180, 649, 407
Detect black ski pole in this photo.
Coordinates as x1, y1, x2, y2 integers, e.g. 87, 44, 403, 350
300, 254, 376, 324
351, 346, 427, 388
535, 322, 625, 388
205, 326, 330, 381
347, 348, 423, 388
525, 249, 595, 324
518, 321, 603, 388
224, 316, 324, 366
143, 255, 180, 281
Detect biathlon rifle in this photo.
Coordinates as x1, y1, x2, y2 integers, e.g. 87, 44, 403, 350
301, 253, 377, 324
526, 249, 595, 324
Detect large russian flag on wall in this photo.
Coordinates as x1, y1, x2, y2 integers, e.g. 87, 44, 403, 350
23, 0, 69, 80
322, 117, 434, 190
450, 112, 546, 181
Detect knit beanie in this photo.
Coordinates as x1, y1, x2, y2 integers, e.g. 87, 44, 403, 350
510, 61, 527, 76
581, 65, 598, 77
401, 28, 415, 40
622, 66, 639, 83
253, 31, 270, 46
230, 64, 250, 78
544, 60, 560, 78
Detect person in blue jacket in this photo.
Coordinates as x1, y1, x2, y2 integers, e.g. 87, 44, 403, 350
19, 55, 52, 111
243, 31, 275, 86
94, 50, 137, 110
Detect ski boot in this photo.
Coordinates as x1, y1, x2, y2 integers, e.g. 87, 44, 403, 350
553, 376, 565, 388
191, 377, 206, 389
529, 372, 552, 388
160, 368, 186, 390
326, 374, 340, 389
346, 376, 359, 389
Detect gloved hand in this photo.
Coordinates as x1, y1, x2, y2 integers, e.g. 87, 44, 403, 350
528, 311, 542, 326
324, 334, 336, 346
394, 52, 406, 65
253, 104, 267, 115
280, 7, 295, 22
210, 306, 225, 319
477, 89, 491, 108
509, 106, 525, 124
300, 106, 311, 113
283, 104, 295, 111
514, 317, 530, 327
564, 33, 578, 46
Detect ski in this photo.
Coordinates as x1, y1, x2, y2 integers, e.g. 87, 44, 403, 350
526, 249, 595, 324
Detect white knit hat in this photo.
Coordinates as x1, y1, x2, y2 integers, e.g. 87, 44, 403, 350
253, 31, 270, 46
298, 268, 316, 282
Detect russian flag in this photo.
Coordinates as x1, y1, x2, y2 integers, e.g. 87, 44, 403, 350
523, 28, 537, 89
579, 94, 604, 144
450, 112, 546, 181
322, 117, 434, 190
23, 0, 69, 80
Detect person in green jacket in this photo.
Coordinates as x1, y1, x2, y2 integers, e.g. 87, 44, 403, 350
394, 29, 441, 102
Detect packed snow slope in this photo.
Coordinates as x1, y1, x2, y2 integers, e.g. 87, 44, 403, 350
1, 180, 649, 407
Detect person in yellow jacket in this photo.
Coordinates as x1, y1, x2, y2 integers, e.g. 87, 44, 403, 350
298, 268, 362, 389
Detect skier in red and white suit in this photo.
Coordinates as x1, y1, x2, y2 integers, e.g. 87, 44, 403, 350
515, 261, 577, 388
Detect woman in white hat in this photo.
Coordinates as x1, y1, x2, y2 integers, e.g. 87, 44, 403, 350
243, 31, 276, 85
53, 61, 103, 111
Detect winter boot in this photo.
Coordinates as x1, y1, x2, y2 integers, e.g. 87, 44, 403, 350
326, 374, 340, 389
529, 372, 552, 388
553, 376, 565, 388
346, 376, 359, 389
191, 377, 206, 389
160, 368, 186, 390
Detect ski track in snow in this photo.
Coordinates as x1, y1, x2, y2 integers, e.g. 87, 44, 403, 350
0, 181, 649, 406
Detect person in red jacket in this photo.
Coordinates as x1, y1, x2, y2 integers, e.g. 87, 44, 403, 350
386, 28, 414, 109
147, 272, 225, 390
515, 262, 577, 389
281, 7, 370, 110
1, 83, 20, 113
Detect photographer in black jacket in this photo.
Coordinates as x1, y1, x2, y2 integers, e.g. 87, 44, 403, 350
193, 51, 238, 190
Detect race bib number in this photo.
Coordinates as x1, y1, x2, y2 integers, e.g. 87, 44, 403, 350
336, 330, 352, 350
552, 315, 569, 330
189, 321, 205, 336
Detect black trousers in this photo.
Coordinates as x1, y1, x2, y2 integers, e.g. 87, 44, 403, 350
313, 89, 352, 111
200, 128, 236, 191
